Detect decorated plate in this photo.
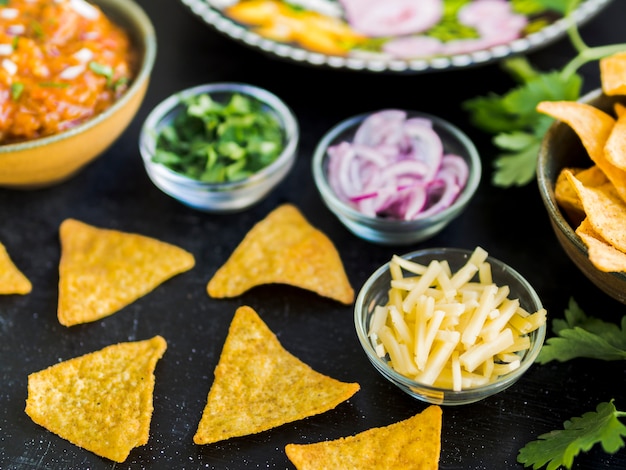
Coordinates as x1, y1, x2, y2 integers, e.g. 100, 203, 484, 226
179, 0, 612, 73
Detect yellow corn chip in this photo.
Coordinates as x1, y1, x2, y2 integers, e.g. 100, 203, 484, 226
615, 102, 626, 118
207, 204, 354, 304
555, 165, 609, 225
193, 306, 360, 445
565, 170, 626, 253
25, 336, 167, 463
285, 405, 442, 470
600, 51, 626, 96
58, 219, 195, 326
537, 100, 626, 204
0, 241, 32, 294
605, 111, 626, 171
576, 218, 626, 272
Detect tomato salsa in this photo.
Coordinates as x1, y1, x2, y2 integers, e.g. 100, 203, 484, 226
0, 0, 134, 144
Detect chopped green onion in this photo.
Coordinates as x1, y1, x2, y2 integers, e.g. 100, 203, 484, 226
10, 82, 23, 100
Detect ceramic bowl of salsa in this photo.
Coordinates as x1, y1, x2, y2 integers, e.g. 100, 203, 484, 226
0, 0, 156, 189
312, 109, 481, 245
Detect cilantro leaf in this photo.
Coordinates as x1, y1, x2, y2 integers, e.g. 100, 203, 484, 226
536, 298, 626, 363
518, 400, 626, 470
462, 58, 582, 187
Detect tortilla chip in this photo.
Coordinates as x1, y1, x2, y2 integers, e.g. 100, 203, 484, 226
600, 51, 626, 96
554, 167, 586, 221
0, 241, 32, 294
207, 204, 354, 304
537, 100, 626, 204
605, 111, 626, 171
58, 219, 195, 326
285, 405, 442, 470
565, 170, 626, 253
555, 165, 609, 225
575, 164, 610, 187
193, 306, 360, 445
25, 336, 167, 463
576, 218, 626, 272
615, 102, 626, 118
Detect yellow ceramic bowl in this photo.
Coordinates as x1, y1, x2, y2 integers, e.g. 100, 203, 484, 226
0, 0, 156, 189
537, 89, 626, 304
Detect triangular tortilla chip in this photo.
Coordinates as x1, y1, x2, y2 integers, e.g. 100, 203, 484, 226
537, 100, 626, 204
207, 204, 354, 304
58, 219, 195, 326
565, 170, 626, 253
576, 218, 626, 273
285, 405, 442, 470
600, 51, 626, 96
605, 111, 626, 171
25, 336, 167, 463
193, 306, 360, 445
0, 241, 32, 294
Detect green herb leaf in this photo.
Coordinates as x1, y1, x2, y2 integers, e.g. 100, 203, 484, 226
89, 61, 113, 84
517, 400, 626, 470
154, 92, 284, 183
10, 82, 24, 101
536, 297, 626, 363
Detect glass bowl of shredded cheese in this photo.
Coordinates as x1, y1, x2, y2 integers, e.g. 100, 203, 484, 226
354, 246, 547, 406
312, 109, 481, 245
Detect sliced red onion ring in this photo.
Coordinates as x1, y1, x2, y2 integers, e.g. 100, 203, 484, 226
326, 110, 470, 221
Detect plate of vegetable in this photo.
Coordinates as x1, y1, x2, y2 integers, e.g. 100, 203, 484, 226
178, 0, 612, 74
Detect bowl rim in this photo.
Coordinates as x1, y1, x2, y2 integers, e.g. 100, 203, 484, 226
354, 247, 546, 399
0, 0, 156, 153
139, 81, 300, 190
311, 110, 482, 227
536, 87, 626, 283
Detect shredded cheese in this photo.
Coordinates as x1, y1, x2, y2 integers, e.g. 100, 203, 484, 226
368, 246, 546, 390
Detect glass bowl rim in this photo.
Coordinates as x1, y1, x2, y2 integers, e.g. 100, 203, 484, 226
311, 110, 482, 227
354, 246, 547, 398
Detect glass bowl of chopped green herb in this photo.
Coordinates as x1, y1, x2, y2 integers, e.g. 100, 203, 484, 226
139, 82, 299, 212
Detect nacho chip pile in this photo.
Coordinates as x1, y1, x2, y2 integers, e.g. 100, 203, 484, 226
58, 219, 195, 326
0, 241, 32, 294
537, 52, 626, 273
207, 204, 354, 305
194, 305, 360, 445
285, 405, 442, 470
25, 336, 167, 463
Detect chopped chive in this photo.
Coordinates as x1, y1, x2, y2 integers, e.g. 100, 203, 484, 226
89, 61, 113, 85
10, 82, 23, 100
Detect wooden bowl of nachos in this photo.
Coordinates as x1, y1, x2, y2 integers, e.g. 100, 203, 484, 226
537, 88, 626, 305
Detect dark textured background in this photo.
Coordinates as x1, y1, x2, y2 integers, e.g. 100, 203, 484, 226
1, 0, 625, 468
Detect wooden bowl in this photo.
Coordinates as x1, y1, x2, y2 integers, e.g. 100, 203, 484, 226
0, 0, 156, 189
536, 88, 626, 304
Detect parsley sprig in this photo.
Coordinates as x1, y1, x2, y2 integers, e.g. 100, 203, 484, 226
462, 0, 626, 187
516, 298, 626, 469
518, 400, 626, 470
537, 297, 626, 363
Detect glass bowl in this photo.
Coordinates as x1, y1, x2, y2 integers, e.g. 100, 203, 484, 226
139, 82, 299, 213
312, 110, 481, 245
354, 247, 546, 406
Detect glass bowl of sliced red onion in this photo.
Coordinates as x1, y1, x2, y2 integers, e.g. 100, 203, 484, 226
312, 109, 481, 245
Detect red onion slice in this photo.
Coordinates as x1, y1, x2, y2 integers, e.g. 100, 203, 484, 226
326, 110, 469, 221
